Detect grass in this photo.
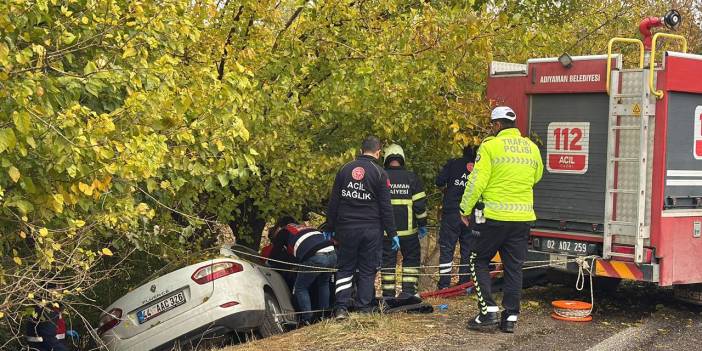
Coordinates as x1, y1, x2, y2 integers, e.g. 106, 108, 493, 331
221, 296, 479, 351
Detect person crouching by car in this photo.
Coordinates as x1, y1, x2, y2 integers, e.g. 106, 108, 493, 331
263, 216, 298, 290
25, 284, 68, 351
271, 218, 337, 325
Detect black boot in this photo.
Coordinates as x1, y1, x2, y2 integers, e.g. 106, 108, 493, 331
499, 313, 517, 333
467, 312, 498, 331
334, 308, 349, 320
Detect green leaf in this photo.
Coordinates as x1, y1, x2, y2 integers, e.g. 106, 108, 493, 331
12, 111, 30, 135
84, 61, 98, 75
217, 173, 229, 187
61, 31, 76, 45
8, 166, 20, 182
0, 129, 17, 153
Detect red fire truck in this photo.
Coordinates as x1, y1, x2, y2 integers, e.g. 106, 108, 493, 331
486, 11, 702, 301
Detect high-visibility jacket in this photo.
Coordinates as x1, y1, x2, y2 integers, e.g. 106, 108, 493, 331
459, 128, 543, 222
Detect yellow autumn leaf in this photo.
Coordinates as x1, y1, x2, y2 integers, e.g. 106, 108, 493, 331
52, 243, 61, 250
0, 312, 4, 318
13, 256, 22, 265
122, 46, 136, 59
28, 292, 34, 299
8, 166, 20, 183
73, 219, 85, 228
19, 231, 26, 239
39, 228, 48, 237
78, 182, 93, 195
101, 248, 113, 256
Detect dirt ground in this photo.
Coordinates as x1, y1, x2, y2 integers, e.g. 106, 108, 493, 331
222, 280, 702, 351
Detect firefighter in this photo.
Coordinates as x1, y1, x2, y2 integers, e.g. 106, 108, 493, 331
380, 144, 427, 298
460, 106, 543, 333
326, 136, 398, 320
435, 145, 477, 290
270, 218, 336, 325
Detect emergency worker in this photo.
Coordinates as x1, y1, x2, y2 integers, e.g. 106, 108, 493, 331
380, 144, 427, 298
460, 106, 543, 333
270, 218, 336, 325
25, 286, 68, 351
326, 136, 398, 320
435, 146, 477, 290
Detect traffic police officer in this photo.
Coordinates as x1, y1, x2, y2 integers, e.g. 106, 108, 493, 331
380, 144, 427, 298
435, 145, 477, 290
326, 136, 398, 319
460, 106, 543, 333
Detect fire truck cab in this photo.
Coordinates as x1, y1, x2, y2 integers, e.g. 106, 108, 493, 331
487, 13, 702, 300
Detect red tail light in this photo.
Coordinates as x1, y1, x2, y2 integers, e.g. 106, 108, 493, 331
191, 261, 243, 285
97, 308, 122, 336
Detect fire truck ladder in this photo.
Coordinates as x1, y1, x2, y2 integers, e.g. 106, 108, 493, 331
603, 39, 651, 264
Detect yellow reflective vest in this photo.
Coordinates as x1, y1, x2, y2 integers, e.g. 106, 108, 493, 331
459, 128, 544, 222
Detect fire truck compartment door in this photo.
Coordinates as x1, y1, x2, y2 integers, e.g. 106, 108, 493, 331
666, 92, 702, 207
530, 93, 609, 229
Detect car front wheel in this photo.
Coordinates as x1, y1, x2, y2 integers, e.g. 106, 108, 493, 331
259, 291, 285, 337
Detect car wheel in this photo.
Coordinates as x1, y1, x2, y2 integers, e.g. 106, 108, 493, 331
259, 292, 285, 337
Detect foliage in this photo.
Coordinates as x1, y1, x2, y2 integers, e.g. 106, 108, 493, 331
0, 0, 698, 347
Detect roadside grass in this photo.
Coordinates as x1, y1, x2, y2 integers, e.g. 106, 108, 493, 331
222, 296, 479, 351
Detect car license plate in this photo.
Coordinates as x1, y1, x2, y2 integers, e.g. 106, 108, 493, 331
136, 291, 186, 324
541, 238, 588, 255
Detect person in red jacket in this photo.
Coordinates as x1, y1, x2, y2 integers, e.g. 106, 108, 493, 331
25, 285, 68, 351
270, 218, 336, 325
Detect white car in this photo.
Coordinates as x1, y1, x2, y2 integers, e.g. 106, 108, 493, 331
97, 245, 297, 350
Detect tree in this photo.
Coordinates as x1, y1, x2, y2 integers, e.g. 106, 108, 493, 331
1, 0, 695, 346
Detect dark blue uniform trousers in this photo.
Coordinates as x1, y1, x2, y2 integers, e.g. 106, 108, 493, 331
334, 226, 382, 311
437, 211, 472, 289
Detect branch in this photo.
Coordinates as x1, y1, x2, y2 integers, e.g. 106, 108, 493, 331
272, 4, 307, 51
217, 5, 245, 81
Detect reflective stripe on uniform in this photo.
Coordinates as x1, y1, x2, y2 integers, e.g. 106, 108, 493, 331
402, 267, 419, 274
391, 199, 415, 236
382, 284, 396, 290
397, 228, 418, 236
335, 282, 352, 294
491, 156, 540, 168
381, 274, 396, 282
415, 211, 427, 219
27, 336, 44, 342
483, 202, 533, 212
439, 262, 452, 274
293, 231, 322, 257
411, 191, 426, 201
56, 333, 65, 340
401, 276, 418, 283
336, 276, 353, 285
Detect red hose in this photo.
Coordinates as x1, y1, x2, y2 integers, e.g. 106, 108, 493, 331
639, 16, 663, 50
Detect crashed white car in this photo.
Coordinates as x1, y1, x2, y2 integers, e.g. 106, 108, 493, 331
97, 245, 296, 350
